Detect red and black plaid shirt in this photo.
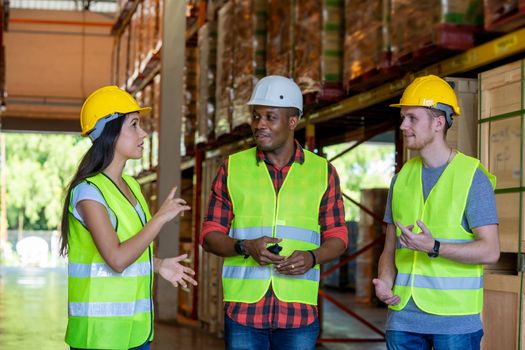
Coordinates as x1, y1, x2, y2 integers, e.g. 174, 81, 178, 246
201, 140, 348, 329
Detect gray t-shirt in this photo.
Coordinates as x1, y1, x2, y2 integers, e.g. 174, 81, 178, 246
71, 181, 146, 228
384, 163, 498, 334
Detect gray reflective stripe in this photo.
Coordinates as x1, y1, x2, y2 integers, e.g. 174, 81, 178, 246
395, 273, 412, 286
414, 275, 483, 290
68, 298, 151, 317
396, 237, 473, 249
69, 261, 151, 278
276, 226, 320, 246
229, 227, 272, 240
438, 238, 474, 244
222, 265, 271, 280
273, 268, 320, 282
394, 273, 483, 290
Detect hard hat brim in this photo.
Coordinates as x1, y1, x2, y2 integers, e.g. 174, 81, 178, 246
389, 102, 460, 116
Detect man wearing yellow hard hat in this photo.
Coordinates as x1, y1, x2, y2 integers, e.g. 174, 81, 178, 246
373, 75, 500, 349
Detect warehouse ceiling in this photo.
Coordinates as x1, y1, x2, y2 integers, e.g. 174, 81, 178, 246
2, 6, 115, 132
10, 0, 117, 13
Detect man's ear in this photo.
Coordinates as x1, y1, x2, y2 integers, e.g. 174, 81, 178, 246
289, 115, 299, 130
435, 115, 446, 133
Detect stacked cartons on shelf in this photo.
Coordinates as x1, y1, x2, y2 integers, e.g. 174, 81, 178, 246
343, 0, 390, 91
196, 22, 217, 145
478, 59, 524, 350
390, 0, 483, 66
142, 83, 153, 172
183, 46, 198, 156
294, 0, 344, 100
215, 1, 235, 138
356, 188, 387, 304
198, 156, 225, 335
405, 77, 479, 160
232, 0, 267, 130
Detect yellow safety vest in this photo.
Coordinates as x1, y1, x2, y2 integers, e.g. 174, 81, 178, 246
65, 173, 154, 349
224, 147, 327, 305
391, 152, 496, 315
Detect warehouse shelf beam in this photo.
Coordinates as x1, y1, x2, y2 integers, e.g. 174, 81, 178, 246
111, 0, 139, 36
309, 27, 525, 124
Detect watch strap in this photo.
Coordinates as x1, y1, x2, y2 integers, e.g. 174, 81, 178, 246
427, 240, 440, 258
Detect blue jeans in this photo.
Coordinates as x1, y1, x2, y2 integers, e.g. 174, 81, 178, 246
224, 315, 319, 350
71, 340, 150, 350
386, 329, 484, 350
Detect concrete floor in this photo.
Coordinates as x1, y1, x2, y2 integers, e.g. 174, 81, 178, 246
0, 266, 386, 350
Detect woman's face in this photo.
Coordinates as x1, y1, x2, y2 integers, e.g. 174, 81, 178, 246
114, 112, 148, 160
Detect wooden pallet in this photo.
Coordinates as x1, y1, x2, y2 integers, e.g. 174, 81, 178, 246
393, 24, 478, 70
303, 82, 346, 114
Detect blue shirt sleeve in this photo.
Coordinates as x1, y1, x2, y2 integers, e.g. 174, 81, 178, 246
384, 175, 396, 225
464, 168, 499, 230
71, 182, 117, 229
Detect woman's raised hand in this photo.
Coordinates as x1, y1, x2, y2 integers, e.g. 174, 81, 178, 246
155, 186, 191, 223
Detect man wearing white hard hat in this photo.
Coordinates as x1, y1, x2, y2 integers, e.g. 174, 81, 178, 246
201, 76, 348, 349
374, 75, 500, 349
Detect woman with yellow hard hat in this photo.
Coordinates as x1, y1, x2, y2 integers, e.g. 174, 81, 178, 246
60, 86, 196, 350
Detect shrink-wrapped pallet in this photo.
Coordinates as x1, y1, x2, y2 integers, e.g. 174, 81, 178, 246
294, 0, 343, 96
294, 0, 322, 93
215, 1, 234, 138
343, 0, 389, 86
232, 0, 267, 129
266, 0, 294, 76
390, 0, 483, 65
196, 22, 217, 145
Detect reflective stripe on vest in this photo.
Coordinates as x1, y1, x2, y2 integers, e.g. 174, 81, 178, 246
66, 173, 154, 350
224, 147, 327, 305
69, 261, 152, 278
391, 152, 495, 316
222, 265, 321, 282
230, 226, 321, 246
394, 273, 483, 290
395, 237, 475, 249
69, 298, 151, 317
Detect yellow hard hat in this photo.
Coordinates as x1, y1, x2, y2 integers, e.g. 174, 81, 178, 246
80, 86, 151, 138
390, 75, 460, 123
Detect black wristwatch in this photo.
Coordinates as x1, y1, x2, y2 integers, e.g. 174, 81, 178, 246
427, 240, 441, 258
234, 239, 250, 259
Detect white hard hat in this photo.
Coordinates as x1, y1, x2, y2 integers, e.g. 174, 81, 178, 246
247, 75, 303, 116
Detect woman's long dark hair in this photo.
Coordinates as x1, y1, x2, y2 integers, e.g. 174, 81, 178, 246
59, 116, 126, 256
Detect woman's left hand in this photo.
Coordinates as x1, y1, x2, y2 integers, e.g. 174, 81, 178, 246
158, 254, 198, 288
